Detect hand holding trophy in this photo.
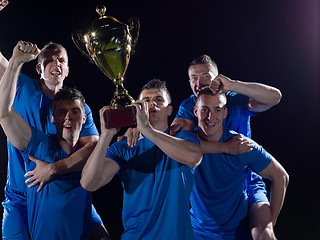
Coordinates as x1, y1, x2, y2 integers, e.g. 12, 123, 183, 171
72, 4, 139, 128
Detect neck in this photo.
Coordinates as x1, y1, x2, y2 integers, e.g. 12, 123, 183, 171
58, 138, 79, 155
40, 79, 63, 99
198, 128, 223, 142
151, 121, 168, 133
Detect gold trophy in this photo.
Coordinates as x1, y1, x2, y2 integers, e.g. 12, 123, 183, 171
72, 4, 139, 128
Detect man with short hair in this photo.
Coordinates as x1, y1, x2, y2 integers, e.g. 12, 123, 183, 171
0, 41, 109, 239
170, 54, 282, 239
191, 87, 288, 239
81, 79, 203, 239
0, 41, 100, 239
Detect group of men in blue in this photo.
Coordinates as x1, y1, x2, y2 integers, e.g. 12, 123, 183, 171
0, 39, 288, 240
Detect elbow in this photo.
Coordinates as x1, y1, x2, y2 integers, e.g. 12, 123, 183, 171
188, 147, 203, 168
189, 155, 202, 168
283, 171, 289, 189
80, 177, 98, 192
272, 88, 282, 106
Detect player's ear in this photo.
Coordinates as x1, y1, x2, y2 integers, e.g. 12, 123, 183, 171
223, 107, 228, 119
194, 106, 198, 118
36, 64, 41, 75
51, 115, 55, 124
82, 114, 87, 124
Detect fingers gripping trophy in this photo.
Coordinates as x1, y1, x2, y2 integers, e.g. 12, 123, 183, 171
72, 4, 139, 128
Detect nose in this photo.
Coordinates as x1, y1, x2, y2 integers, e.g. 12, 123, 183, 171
197, 77, 205, 89
53, 59, 60, 66
207, 111, 214, 121
64, 111, 72, 120
148, 99, 156, 108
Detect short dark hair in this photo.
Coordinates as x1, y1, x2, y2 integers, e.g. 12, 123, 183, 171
37, 42, 68, 64
51, 87, 85, 113
196, 86, 227, 107
189, 54, 218, 73
138, 78, 172, 105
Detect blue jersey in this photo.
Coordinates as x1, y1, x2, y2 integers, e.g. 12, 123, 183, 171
190, 130, 272, 239
176, 92, 268, 203
106, 130, 199, 240
23, 127, 92, 240
176, 92, 255, 137
2, 73, 100, 239
6, 73, 98, 192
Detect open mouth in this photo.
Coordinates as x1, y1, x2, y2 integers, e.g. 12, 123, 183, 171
149, 107, 159, 114
205, 121, 216, 128
51, 71, 61, 76
63, 124, 73, 130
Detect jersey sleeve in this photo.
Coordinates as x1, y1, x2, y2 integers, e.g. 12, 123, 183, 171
175, 96, 197, 123
23, 126, 55, 164
226, 91, 258, 118
80, 103, 99, 138
105, 141, 127, 169
240, 141, 273, 173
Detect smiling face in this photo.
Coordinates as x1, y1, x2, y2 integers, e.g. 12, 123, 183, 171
36, 47, 69, 88
51, 99, 86, 146
139, 88, 173, 130
188, 63, 218, 96
194, 93, 227, 141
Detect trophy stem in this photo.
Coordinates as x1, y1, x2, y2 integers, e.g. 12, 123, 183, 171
110, 77, 134, 109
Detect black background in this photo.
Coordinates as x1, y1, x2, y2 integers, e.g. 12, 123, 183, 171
0, 0, 319, 239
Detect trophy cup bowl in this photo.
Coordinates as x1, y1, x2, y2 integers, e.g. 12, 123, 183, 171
72, 4, 139, 128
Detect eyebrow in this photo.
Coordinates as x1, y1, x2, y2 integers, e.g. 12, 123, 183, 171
142, 95, 164, 100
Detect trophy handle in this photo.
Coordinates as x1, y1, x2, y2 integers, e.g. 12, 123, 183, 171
71, 30, 94, 63
128, 17, 140, 55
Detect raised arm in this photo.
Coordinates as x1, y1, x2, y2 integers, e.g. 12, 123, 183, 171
210, 74, 282, 112
81, 106, 120, 192
0, 41, 39, 150
258, 158, 289, 226
134, 101, 202, 168
0, 1, 9, 78
0, 0, 9, 12
0, 52, 9, 80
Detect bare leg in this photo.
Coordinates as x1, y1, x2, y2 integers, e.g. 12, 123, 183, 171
249, 202, 276, 240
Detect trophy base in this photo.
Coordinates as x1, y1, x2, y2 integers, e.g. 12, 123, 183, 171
104, 106, 137, 129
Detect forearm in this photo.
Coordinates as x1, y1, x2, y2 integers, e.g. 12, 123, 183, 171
0, 58, 21, 117
230, 80, 282, 106
259, 159, 289, 226
0, 58, 30, 150
269, 174, 289, 226
51, 140, 97, 175
0, 52, 9, 80
200, 139, 227, 154
141, 126, 202, 167
81, 133, 115, 191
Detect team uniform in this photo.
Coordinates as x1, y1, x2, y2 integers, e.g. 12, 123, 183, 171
175, 93, 268, 205
190, 130, 272, 239
106, 130, 200, 240
23, 127, 92, 239
2, 73, 101, 239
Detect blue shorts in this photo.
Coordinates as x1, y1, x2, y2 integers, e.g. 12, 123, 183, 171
2, 186, 102, 239
2, 187, 29, 240
246, 169, 269, 206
